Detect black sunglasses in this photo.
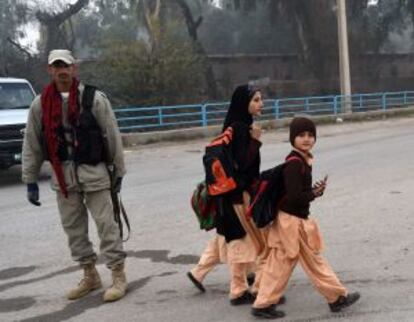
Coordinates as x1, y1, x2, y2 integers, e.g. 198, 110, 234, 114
50, 61, 71, 68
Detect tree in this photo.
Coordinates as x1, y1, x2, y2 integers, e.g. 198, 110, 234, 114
83, 27, 204, 106
0, 0, 30, 76
173, 0, 219, 99
35, 0, 89, 56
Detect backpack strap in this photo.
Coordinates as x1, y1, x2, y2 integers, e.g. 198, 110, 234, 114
286, 156, 302, 163
81, 84, 97, 111
285, 156, 305, 174
208, 126, 233, 147
246, 180, 268, 219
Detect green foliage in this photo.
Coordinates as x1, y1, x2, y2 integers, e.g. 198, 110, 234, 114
81, 23, 204, 106
4, 0, 414, 101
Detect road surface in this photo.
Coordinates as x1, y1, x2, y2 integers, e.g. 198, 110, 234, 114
0, 116, 413, 322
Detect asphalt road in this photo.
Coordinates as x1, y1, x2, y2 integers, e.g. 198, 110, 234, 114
0, 116, 413, 322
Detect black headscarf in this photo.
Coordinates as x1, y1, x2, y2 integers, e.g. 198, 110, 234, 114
216, 84, 262, 243
222, 84, 260, 131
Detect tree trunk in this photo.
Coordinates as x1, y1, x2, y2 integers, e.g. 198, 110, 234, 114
280, 0, 338, 93
173, 0, 219, 99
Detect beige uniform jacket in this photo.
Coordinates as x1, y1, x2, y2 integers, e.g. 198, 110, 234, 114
22, 83, 126, 192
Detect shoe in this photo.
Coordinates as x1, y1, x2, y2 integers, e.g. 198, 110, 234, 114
66, 263, 102, 300
329, 292, 360, 312
103, 264, 127, 302
251, 305, 285, 319
230, 291, 256, 305
247, 273, 255, 286
187, 272, 206, 293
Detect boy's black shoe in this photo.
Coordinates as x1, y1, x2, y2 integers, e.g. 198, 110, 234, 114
247, 273, 255, 286
329, 292, 360, 312
230, 291, 256, 305
186, 272, 206, 293
251, 305, 285, 319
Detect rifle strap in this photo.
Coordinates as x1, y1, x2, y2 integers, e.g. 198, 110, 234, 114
112, 192, 131, 242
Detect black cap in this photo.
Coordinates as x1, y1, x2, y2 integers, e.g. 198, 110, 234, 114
289, 117, 316, 146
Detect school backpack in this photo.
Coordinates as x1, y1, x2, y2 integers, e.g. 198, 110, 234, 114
247, 156, 303, 228
202, 127, 238, 196
190, 181, 217, 231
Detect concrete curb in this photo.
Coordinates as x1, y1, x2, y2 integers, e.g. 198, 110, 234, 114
121, 106, 414, 147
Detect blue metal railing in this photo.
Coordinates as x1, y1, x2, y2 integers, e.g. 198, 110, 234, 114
115, 91, 414, 132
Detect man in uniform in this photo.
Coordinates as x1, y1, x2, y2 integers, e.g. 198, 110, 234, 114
22, 49, 127, 302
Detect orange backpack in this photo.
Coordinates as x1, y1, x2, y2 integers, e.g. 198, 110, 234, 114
202, 127, 238, 196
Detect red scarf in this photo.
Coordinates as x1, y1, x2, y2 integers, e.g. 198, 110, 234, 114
41, 78, 80, 197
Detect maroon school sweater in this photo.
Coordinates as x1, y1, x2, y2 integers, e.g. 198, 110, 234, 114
279, 150, 315, 219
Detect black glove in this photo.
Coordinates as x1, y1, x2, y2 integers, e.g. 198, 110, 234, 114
113, 177, 123, 193
27, 183, 41, 206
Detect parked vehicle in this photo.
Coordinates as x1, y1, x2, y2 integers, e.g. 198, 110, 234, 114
0, 78, 36, 169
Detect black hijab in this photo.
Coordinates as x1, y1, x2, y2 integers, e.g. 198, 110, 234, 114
222, 84, 260, 131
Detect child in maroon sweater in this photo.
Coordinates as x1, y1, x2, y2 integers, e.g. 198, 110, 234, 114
251, 117, 360, 319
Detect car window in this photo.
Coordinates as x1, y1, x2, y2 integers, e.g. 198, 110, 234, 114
0, 82, 35, 110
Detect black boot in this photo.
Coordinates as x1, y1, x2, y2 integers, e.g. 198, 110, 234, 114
329, 292, 360, 312
186, 272, 206, 293
230, 291, 256, 305
251, 305, 285, 319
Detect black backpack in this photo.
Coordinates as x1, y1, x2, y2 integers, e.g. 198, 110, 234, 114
203, 126, 238, 196
247, 156, 303, 228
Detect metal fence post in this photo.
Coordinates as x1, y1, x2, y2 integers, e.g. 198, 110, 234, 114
305, 98, 310, 112
404, 92, 407, 105
201, 104, 207, 127
274, 100, 280, 119
158, 107, 163, 126
333, 96, 338, 115
382, 93, 387, 110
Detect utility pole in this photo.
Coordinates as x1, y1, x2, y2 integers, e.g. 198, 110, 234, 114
337, 0, 352, 113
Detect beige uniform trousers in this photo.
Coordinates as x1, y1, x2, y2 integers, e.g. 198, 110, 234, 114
190, 234, 227, 282
226, 193, 267, 299
191, 193, 267, 298
57, 189, 126, 269
190, 235, 258, 285
253, 211, 347, 308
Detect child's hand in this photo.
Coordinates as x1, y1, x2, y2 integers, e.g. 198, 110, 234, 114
250, 124, 262, 140
312, 177, 327, 197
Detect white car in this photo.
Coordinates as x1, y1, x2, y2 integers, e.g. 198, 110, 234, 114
0, 77, 36, 169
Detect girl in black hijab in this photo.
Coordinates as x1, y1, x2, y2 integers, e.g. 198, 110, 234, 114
218, 84, 266, 304
187, 84, 265, 304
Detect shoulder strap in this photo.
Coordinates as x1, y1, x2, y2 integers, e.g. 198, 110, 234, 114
286, 156, 302, 163
208, 126, 234, 147
285, 156, 305, 174
81, 84, 97, 111
112, 191, 131, 242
